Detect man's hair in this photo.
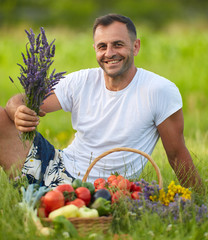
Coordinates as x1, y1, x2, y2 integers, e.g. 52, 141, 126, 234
93, 14, 137, 41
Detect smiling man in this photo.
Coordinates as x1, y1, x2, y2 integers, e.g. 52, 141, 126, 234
0, 14, 203, 191
93, 20, 139, 89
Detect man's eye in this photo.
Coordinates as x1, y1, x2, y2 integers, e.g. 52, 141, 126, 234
115, 43, 123, 47
98, 45, 106, 50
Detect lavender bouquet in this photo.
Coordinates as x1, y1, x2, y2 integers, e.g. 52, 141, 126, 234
10, 27, 66, 142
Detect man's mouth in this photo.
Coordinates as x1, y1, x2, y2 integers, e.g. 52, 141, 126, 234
103, 59, 122, 64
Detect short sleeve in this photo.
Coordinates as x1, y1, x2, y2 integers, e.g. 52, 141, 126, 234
54, 72, 79, 112
149, 78, 183, 126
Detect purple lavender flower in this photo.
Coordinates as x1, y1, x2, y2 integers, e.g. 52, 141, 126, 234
127, 179, 208, 224
10, 27, 66, 142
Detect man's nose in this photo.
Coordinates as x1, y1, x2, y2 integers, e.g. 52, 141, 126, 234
105, 45, 115, 58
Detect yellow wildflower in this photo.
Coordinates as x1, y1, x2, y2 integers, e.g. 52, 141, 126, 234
148, 181, 191, 206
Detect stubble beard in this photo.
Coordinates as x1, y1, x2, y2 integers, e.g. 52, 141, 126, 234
99, 55, 134, 79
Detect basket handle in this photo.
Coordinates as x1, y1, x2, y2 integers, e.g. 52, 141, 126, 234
82, 147, 163, 188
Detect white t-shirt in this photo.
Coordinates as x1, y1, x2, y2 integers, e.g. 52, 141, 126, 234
54, 68, 182, 182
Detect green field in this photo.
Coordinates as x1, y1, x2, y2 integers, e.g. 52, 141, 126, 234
1, 22, 208, 239
1, 23, 208, 142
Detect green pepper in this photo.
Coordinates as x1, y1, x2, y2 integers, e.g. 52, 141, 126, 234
78, 207, 99, 218
52, 215, 78, 238
72, 178, 82, 189
82, 182, 95, 195
90, 197, 111, 216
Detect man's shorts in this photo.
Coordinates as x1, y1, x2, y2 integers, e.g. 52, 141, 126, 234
21, 132, 75, 188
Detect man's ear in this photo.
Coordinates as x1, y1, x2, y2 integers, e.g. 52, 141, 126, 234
93, 43, 95, 50
133, 39, 140, 56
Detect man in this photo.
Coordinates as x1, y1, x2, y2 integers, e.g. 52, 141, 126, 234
0, 14, 203, 190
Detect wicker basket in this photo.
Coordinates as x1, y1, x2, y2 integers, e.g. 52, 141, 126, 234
43, 215, 113, 234
43, 147, 163, 234
82, 147, 163, 188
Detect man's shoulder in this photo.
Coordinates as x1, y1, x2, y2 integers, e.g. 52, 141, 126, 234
61, 68, 103, 92
66, 67, 102, 78
136, 68, 180, 100
139, 68, 176, 88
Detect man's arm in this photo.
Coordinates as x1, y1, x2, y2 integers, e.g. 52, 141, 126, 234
5, 91, 62, 132
157, 109, 203, 192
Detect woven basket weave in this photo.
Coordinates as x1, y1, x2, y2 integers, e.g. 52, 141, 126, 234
83, 147, 163, 188
43, 215, 112, 234
43, 147, 163, 234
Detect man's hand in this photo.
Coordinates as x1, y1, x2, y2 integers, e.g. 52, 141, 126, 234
5, 92, 61, 132
14, 105, 43, 132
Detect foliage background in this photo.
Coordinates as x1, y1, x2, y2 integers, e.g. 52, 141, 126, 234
1, 1, 208, 239
0, 0, 207, 159
0, 0, 208, 29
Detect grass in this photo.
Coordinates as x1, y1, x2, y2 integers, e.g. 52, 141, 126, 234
0, 21, 208, 239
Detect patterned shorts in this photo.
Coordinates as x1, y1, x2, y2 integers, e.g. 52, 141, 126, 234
21, 132, 75, 188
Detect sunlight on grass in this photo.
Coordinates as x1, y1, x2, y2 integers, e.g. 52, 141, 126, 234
1, 22, 208, 240
1, 23, 208, 137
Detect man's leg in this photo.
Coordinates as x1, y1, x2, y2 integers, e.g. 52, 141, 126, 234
0, 106, 31, 175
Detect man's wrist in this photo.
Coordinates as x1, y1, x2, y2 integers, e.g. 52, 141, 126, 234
5, 94, 25, 121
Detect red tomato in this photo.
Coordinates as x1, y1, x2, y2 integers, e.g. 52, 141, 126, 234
94, 178, 106, 188
107, 175, 117, 183
75, 187, 91, 206
118, 179, 131, 191
111, 179, 119, 186
111, 190, 131, 203
116, 175, 124, 182
111, 191, 121, 203
43, 190, 65, 213
108, 188, 114, 196
108, 179, 119, 192
54, 184, 75, 203
39, 196, 46, 207
130, 182, 134, 191
54, 184, 74, 193
37, 207, 48, 218
131, 191, 140, 200
95, 182, 107, 191
130, 183, 142, 192
66, 198, 86, 208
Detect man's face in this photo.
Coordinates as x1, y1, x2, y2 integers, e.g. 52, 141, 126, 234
93, 21, 139, 79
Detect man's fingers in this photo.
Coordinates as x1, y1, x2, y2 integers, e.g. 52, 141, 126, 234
39, 109, 46, 117
14, 105, 40, 132
15, 118, 39, 127
16, 125, 36, 132
18, 105, 37, 116
15, 118, 39, 132
16, 111, 39, 122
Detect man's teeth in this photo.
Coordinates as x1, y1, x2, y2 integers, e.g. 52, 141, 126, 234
107, 60, 120, 64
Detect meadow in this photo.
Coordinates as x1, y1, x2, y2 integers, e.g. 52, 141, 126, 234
0, 21, 208, 239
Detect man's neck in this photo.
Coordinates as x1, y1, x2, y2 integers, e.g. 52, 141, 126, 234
104, 66, 137, 91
